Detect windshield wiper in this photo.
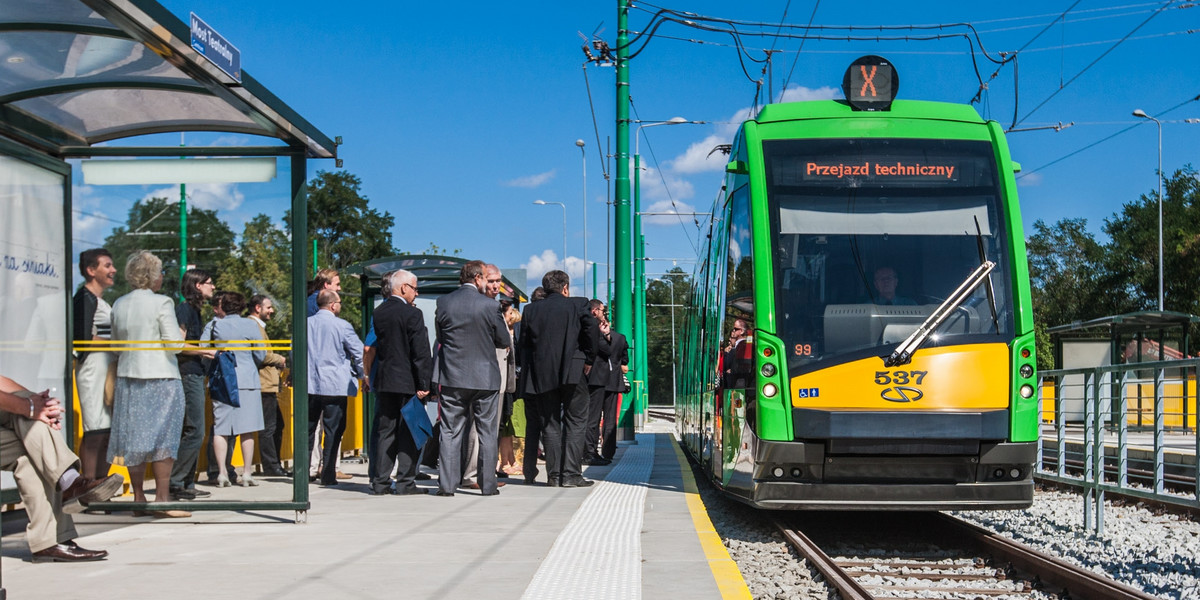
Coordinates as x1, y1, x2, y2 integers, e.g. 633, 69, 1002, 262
884, 260, 996, 367
975, 216, 1000, 333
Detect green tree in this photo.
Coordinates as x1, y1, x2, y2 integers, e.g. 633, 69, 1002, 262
284, 170, 398, 336
102, 197, 235, 300
1025, 167, 1200, 365
645, 268, 693, 404
216, 214, 292, 341
1103, 166, 1200, 316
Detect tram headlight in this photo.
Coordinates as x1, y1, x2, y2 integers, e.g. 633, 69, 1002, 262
762, 383, 778, 398
1019, 384, 1034, 399
761, 363, 776, 377
1019, 364, 1034, 378
772, 467, 785, 478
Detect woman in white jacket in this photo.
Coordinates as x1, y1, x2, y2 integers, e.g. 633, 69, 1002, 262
108, 251, 188, 518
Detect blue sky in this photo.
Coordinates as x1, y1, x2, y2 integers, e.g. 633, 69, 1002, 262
72, 2, 1200, 294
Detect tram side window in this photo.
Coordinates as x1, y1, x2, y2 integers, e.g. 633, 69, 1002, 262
722, 186, 755, 388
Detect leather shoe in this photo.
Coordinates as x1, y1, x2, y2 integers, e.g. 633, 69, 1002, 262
560, 476, 595, 488
415, 472, 433, 480
32, 542, 108, 563
481, 488, 500, 496
430, 489, 454, 497
395, 486, 425, 496
169, 487, 211, 500
262, 467, 289, 477
369, 488, 394, 496
462, 481, 505, 489
587, 457, 612, 466
62, 474, 124, 513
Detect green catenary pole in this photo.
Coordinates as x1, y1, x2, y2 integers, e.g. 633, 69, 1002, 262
291, 153, 310, 509
614, 0, 634, 440
633, 155, 646, 427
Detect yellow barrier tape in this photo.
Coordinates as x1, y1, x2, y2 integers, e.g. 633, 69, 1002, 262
72, 339, 292, 352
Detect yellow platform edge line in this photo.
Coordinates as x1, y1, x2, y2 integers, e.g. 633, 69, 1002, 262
669, 437, 753, 600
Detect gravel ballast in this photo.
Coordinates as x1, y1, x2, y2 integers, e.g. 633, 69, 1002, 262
696, 473, 1199, 599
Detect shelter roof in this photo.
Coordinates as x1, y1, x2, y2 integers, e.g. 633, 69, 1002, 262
1047, 311, 1200, 338
0, 0, 336, 158
346, 255, 528, 303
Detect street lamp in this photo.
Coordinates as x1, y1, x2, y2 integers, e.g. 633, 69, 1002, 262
1133, 108, 1164, 311
533, 200, 567, 273
576, 139, 588, 297
630, 116, 705, 428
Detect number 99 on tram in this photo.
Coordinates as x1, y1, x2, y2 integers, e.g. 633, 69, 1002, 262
676, 56, 1038, 510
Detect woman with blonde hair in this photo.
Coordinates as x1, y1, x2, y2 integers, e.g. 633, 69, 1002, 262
108, 251, 189, 518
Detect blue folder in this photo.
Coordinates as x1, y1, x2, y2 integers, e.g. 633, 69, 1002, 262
401, 395, 434, 450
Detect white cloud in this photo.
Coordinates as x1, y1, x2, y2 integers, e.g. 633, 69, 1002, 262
779, 84, 840, 103
503, 170, 556, 188
142, 181, 245, 211
521, 249, 588, 296
1017, 173, 1043, 187
642, 199, 702, 227
637, 165, 695, 203
669, 85, 840, 176
669, 134, 731, 174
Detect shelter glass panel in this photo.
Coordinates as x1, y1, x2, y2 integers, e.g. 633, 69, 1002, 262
0, 155, 69, 395
15, 89, 257, 140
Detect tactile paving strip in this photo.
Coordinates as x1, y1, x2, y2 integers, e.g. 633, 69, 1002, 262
521, 434, 657, 600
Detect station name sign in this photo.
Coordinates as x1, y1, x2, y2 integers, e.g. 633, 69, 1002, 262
190, 13, 241, 82
803, 160, 958, 181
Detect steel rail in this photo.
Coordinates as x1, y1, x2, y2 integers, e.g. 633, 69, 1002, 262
770, 518, 873, 600
935, 513, 1161, 600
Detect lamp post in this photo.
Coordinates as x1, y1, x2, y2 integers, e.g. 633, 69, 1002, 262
533, 200, 567, 271
630, 117, 704, 428
1133, 108, 1164, 311
576, 139, 588, 297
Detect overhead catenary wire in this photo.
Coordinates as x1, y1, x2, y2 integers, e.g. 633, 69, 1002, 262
581, 63, 610, 180
1017, 91, 1200, 179
779, 0, 821, 103
622, 3, 1013, 103
1013, 0, 1177, 127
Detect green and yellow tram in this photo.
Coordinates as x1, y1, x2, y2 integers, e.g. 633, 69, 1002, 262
677, 57, 1039, 510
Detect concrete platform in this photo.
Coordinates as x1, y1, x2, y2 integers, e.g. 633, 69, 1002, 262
0, 425, 749, 599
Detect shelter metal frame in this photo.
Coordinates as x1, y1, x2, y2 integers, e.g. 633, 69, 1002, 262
0, 0, 338, 519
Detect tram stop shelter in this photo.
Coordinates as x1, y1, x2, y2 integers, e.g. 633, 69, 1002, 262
0, 0, 337, 518
1047, 311, 1200, 423
344, 255, 527, 430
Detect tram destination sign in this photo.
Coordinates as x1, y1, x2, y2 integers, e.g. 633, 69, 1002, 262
190, 13, 241, 82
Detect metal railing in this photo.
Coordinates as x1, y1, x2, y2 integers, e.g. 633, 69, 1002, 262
1037, 359, 1200, 535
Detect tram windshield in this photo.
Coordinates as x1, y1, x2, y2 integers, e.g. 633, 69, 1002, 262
765, 138, 1015, 374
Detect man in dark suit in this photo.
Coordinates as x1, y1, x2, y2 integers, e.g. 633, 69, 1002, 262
431, 261, 511, 496
584, 299, 613, 466
602, 328, 629, 462
368, 270, 432, 496
518, 270, 599, 487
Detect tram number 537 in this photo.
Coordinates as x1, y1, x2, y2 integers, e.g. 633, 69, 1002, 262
874, 370, 928, 385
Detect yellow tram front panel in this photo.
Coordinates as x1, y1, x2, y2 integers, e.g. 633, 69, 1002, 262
790, 343, 1011, 410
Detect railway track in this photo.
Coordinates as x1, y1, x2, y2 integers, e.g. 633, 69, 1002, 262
774, 512, 1160, 599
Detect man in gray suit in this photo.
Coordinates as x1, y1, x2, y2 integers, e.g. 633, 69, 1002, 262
431, 260, 511, 497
